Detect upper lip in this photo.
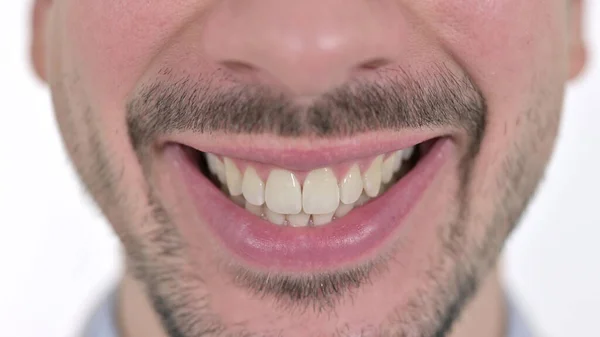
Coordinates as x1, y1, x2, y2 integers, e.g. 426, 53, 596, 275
162, 129, 447, 171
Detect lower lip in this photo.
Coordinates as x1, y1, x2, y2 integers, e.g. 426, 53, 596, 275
165, 138, 453, 271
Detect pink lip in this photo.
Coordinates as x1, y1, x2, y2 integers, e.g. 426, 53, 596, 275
164, 138, 453, 271
166, 131, 441, 171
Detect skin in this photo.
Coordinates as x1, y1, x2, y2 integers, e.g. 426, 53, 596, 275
31, 1, 586, 336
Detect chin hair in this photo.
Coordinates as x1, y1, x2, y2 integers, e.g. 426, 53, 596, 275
227, 256, 393, 315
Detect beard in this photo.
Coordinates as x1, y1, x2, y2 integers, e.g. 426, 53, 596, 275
56, 62, 558, 336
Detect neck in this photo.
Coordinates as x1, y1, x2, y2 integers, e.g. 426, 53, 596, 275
118, 267, 506, 337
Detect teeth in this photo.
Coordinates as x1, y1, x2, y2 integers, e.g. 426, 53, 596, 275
245, 202, 263, 217
265, 208, 286, 225
302, 168, 340, 215
339, 164, 363, 205
206, 154, 226, 184
402, 147, 414, 160
313, 212, 335, 226
381, 155, 397, 184
231, 194, 246, 207
362, 155, 383, 197
334, 203, 354, 218
265, 169, 302, 215
242, 167, 265, 206
355, 193, 371, 207
206, 153, 220, 173
287, 212, 310, 227
212, 145, 417, 227
224, 158, 243, 196
393, 150, 404, 171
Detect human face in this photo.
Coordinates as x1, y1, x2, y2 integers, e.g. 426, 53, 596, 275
32, 0, 585, 336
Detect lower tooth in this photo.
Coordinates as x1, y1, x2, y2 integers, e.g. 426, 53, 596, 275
379, 181, 392, 194
245, 202, 263, 217
265, 208, 286, 225
287, 212, 310, 227
313, 212, 335, 226
231, 194, 246, 207
355, 193, 371, 207
334, 203, 354, 218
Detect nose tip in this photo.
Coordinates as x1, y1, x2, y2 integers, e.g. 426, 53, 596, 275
201, 0, 406, 96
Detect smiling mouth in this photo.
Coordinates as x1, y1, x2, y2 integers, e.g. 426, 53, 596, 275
187, 142, 427, 227
164, 135, 452, 271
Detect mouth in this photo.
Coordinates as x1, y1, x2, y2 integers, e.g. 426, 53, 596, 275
163, 134, 453, 271
194, 142, 424, 225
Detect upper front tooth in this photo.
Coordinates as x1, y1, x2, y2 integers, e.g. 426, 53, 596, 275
382, 155, 397, 184
224, 158, 243, 196
206, 153, 226, 184
302, 168, 340, 215
363, 155, 383, 197
265, 169, 302, 214
242, 167, 265, 206
339, 164, 363, 204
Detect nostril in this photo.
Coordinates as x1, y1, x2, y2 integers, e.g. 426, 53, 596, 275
357, 58, 392, 71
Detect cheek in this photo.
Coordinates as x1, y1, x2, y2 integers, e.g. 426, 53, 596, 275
61, 0, 200, 108
47, 1, 199, 234
53, 0, 194, 191
431, 0, 569, 123
429, 0, 569, 166
428, 0, 568, 239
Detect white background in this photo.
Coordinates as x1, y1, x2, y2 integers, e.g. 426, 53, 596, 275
0, 2, 598, 337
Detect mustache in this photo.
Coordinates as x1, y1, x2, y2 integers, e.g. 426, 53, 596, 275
127, 65, 488, 313
126, 64, 486, 152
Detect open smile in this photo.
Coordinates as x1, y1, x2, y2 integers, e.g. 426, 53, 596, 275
161, 134, 453, 271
